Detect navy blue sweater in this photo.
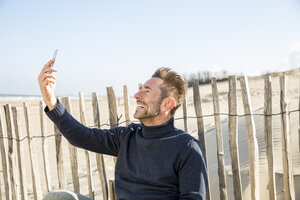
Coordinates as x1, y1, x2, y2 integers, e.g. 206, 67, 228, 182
46, 101, 208, 200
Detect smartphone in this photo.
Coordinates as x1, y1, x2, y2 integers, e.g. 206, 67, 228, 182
47, 49, 58, 74
50, 49, 58, 68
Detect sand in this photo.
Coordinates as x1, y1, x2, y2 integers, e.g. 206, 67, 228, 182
0, 68, 299, 200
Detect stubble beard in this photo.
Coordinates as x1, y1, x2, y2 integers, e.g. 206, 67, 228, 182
134, 99, 162, 123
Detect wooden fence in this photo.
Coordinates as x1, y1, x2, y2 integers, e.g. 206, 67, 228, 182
0, 75, 299, 200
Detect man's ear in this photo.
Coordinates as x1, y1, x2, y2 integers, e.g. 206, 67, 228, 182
162, 98, 176, 112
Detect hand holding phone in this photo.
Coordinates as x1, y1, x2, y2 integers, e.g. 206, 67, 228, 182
39, 50, 59, 110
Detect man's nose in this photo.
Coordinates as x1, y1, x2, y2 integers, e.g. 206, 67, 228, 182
134, 92, 142, 100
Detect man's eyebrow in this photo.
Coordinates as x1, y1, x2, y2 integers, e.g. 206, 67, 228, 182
144, 85, 152, 90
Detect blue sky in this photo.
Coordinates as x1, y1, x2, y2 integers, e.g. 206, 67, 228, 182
0, 0, 299, 96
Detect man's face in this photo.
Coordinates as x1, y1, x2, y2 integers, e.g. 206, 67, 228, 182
133, 77, 164, 120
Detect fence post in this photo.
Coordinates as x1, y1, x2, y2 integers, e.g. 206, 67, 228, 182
4, 104, 19, 200
79, 92, 95, 199
106, 86, 118, 164
228, 75, 243, 200
192, 80, 211, 200
39, 101, 52, 194
109, 180, 117, 200
298, 87, 300, 161
0, 107, 10, 200
264, 76, 276, 200
61, 97, 80, 193
0, 173, 2, 200
23, 102, 42, 200
54, 97, 66, 189
123, 85, 131, 126
182, 97, 188, 133
239, 76, 259, 200
211, 77, 228, 200
12, 107, 28, 200
107, 87, 118, 128
280, 76, 295, 200
138, 83, 142, 90
92, 92, 109, 200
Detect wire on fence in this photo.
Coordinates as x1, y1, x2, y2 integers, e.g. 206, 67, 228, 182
0, 109, 299, 142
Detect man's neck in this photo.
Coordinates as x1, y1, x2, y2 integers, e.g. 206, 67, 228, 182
140, 114, 172, 126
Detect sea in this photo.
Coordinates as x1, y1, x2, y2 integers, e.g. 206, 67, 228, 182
0, 93, 106, 101
0, 94, 43, 101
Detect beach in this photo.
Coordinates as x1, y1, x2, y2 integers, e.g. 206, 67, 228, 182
0, 68, 299, 200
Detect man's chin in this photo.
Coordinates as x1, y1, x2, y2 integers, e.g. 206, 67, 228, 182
134, 112, 146, 120
134, 110, 160, 120
133, 114, 143, 120
134, 110, 145, 119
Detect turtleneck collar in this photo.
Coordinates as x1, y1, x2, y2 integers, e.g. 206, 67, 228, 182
141, 118, 175, 138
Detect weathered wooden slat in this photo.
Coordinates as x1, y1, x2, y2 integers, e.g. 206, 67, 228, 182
263, 76, 276, 200
106, 87, 118, 129
61, 97, 80, 193
123, 85, 131, 126
0, 107, 10, 200
92, 93, 101, 129
0, 175, 2, 200
138, 83, 142, 90
192, 80, 211, 200
79, 92, 95, 199
106, 87, 118, 164
280, 76, 295, 200
12, 107, 28, 200
54, 97, 66, 189
23, 102, 42, 200
182, 97, 188, 133
39, 101, 52, 194
239, 76, 259, 200
228, 76, 243, 200
109, 180, 117, 200
298, 86, 300, 168
92, 92, 108, 200
192, 80, 207, 159
4, 104, 18, 200
211, 77, 228, 200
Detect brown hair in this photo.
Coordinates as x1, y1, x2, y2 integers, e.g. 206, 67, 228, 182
152, 67, 187, 116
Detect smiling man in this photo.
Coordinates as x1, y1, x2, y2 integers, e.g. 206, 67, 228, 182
39, 60, 208, 200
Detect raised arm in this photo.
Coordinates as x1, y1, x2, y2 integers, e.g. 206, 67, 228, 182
38, 60, 125, 156
45, 101, 124, 156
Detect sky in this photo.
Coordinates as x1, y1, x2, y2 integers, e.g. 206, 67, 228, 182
0, 0, 300, 97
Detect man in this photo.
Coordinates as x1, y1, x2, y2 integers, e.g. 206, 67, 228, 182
38, 59, 208, 200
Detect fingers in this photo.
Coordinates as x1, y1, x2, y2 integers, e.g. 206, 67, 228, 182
42, 78, 56, 87
40, 76, 56, 90
38, 70, 57, 84
41, 73, 57, 82
45, 67, 58, 73
40, 74, 56, 84
41, 79, 56, 88
38, 61, 58, 91
38, 60, 58, 80
43, 59, 54, 69
42, 66, 58, 74
40, 60, 58, 74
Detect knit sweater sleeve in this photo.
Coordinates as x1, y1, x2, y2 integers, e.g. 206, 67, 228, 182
45, 100, 125, 156
178, 140, 208, 200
